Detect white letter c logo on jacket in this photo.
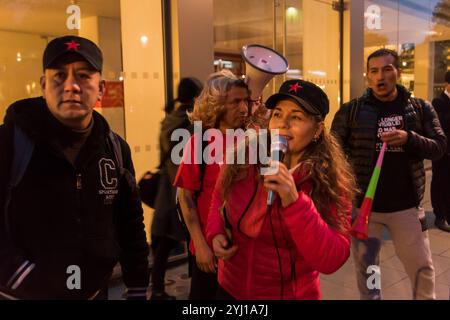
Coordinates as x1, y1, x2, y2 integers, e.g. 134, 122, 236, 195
99, 158, 118, 190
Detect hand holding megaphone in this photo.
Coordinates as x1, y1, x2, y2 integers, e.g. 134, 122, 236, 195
241, 44, 288, 127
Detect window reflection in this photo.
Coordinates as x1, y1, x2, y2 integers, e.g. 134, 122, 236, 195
364, 0, 450, 100
0, 0, 124, 136
213, 0, 341, 124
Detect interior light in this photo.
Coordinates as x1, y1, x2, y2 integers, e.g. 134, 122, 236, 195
286, 7, 298, 17
424, 30, 439, 36
140, 35, 149, 46
307, 70, 327, 77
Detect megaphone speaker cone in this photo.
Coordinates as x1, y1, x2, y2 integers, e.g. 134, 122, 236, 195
241, 44, 289, 101
241, 44, 289, 75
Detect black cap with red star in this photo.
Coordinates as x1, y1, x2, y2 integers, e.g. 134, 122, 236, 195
265, 79, 329, 119
42, 35, 103, 72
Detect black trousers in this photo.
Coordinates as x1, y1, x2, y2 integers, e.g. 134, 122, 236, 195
215, 285, 236, 300
431, 158, 450, 223
93, 287, 109, 300
151, 236, 179, 293
188, 255, 218, 300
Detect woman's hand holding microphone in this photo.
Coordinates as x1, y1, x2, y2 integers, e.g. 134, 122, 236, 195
263, 161, 298, 208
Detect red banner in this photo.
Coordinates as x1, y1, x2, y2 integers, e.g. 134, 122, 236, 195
99, 81, 124, 108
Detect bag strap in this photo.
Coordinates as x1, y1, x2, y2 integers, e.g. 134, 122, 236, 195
348, 97, 361, 128
175, 131, 208, 207
157, 144, 173, 171
107, 131, 123, 170
197, 136, 209, 194
10, 126, 35, 188
409, 97, 424, 121
185, 124, 208, 191
4, 126, 35, 239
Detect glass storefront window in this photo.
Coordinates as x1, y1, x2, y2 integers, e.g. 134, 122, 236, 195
0, 0, 124, 136
364, 0, 450, 100
213, 0, 274, 78
0, 0, 169, 245
213, 0, 342, 125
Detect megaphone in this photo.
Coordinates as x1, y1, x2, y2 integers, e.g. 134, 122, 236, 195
241, 44, 289, 101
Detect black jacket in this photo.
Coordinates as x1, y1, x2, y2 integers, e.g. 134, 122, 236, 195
151, 104, 191, 241
331, 85, 447, 207
0, 97, 149, 299
432, 92, 450, 156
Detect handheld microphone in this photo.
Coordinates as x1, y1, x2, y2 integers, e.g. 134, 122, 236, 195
267, 134, 288, 207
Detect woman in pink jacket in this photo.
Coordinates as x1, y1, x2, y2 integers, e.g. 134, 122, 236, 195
206, 79, 357, 300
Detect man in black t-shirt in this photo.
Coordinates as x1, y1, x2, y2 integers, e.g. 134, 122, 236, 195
373, 94, 417, 213
331, 49, 447, 300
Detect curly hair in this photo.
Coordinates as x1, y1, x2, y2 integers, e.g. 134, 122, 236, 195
221, 113, 358, 235
295, 116, 358, 234
189, 69, 249, 129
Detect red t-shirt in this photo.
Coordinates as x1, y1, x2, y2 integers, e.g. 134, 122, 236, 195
173, 132, 225, 255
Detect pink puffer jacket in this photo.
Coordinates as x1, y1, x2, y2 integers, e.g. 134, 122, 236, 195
206, 165, 351, 300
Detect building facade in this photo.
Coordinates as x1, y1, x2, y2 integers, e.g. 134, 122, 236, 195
1, 0, 450, 235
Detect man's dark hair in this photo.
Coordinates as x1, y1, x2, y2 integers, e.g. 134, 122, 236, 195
367, 48, 400, 71
227, 78, 250, 97
229, 78, 248, 90
445, 70, 450, 84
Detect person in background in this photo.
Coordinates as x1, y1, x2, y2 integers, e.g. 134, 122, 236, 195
174, 70, 250, 300
150, 77, 203, 300
431, 70, 450, 233
331, 48, 446, 300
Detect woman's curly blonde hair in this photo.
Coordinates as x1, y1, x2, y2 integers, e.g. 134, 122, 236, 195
189, 69, 249, 129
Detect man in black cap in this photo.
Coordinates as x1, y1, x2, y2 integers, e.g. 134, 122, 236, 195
0, 35, 149, 299
331, 48, 446, 300
431, 71, 450, 232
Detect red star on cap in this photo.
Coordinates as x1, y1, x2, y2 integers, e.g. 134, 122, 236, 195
65, 40, 80, 51
289, 82, 302, 94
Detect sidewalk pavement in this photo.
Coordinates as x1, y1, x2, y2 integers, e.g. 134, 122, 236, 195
109, 167, 450, 300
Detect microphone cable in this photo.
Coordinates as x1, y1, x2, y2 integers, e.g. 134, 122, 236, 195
268, 203, 284, 300
279, 210, 297, 297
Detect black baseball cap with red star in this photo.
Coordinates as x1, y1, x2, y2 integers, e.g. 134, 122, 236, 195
265, 79, 329, 119
42, 35, 103, 72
